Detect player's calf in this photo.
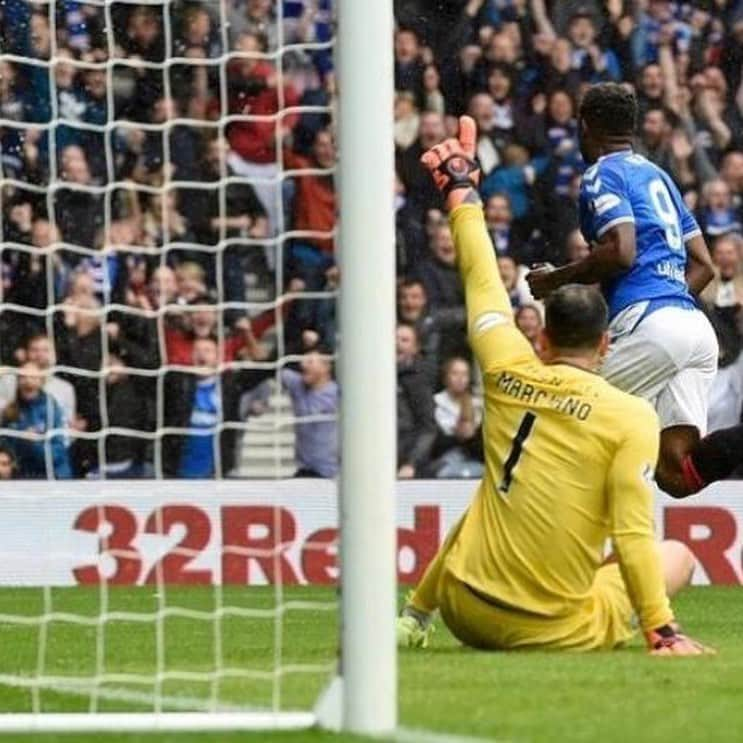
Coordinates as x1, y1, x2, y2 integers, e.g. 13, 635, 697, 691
659, 424, 743, 498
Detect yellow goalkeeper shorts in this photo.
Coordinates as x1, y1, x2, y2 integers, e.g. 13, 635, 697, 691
437, 563, 635, 651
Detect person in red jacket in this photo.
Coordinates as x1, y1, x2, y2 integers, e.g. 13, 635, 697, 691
285, 127, 337, 288
226, 31, 299, 235
165, 298, 269, 367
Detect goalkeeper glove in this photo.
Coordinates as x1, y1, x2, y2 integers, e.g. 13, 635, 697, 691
420, 115, 481, 210
645, 623, 715, 656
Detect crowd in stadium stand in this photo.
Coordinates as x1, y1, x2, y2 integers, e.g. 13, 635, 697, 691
0, 0, 742, 479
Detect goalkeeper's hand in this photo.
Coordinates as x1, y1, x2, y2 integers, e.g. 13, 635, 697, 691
645, 623, 716, 656
420, 115, 481, 211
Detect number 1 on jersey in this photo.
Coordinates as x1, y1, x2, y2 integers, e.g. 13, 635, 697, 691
499, 411, 537, 493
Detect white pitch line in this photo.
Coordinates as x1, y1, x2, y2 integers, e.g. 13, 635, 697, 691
396, 726, 509, 743
0, 680, 509, 742
0, 677, 247, 713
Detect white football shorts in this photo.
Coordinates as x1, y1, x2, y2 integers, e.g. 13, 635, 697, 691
600, 302, 719, 435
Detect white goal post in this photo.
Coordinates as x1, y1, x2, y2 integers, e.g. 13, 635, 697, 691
0, 0, 396, 735
337, 0, 397, 734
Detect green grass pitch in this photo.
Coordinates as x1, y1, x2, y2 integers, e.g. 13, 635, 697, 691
0, 586, 740, 742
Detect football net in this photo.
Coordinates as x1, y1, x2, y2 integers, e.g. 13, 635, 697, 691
0, 0, 395, 733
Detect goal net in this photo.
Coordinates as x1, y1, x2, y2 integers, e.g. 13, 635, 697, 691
0, 0, 395, 733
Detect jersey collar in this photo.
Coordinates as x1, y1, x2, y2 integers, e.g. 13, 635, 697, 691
597, 149, 633, 162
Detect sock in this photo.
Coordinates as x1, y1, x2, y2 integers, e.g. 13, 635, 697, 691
688, 424, 743, 489
681, 454, 705, 494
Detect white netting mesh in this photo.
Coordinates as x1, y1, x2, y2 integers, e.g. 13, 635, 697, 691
1, 0, 338, 481
0, 0, 338, 719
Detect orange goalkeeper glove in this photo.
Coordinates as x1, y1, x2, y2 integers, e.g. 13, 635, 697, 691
420, 115, 481, 211
645, 623, 715, 656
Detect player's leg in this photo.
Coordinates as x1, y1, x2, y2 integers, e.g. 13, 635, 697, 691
683, 423, 743, 492
409, 511, 466, 614
656, 424, 701, 497
655, 418, 743, 498
659, 539, 696, 596
397, 512, 467, 647
590, 539, 696, 650
606, 307, 721, 498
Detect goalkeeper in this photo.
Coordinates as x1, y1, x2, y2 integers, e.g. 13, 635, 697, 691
398, 117, 712, 655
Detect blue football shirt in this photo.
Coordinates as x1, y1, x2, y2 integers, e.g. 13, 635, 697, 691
579, 150, 702, 321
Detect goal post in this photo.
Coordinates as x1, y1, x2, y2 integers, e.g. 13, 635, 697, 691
337, 0, 397, 735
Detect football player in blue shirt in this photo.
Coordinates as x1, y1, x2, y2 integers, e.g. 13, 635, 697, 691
528, 83, 743, 498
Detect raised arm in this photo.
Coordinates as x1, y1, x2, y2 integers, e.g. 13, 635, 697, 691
420, 117, 534, 371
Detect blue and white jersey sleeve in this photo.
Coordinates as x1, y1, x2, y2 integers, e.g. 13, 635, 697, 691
580, 163, 634, 241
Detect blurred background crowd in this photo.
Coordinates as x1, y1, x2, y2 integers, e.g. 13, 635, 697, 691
0, 0, 742, 480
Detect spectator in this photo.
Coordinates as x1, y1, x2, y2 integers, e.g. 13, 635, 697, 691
280, 349, 339, 478
174, 4, 220, 59
0, 361, 72, 479
395, 92, 421, 151
636, 63, 667, 118
497, 254, 535, 309
467, 92, 501, 177
429, 357, 483, 479
165, 298, 269, 366
285, 128, 337, 288
396, 323, 436, 479
422, 64, 445, 115
143, 97, 203, 181
162, 336, 239, 478
142, 188, 195, 250
539, 37, 581, 99
55, 272, 103, 474
3, 0, 743, 482
397, 277, 466, 386
285, 270, 338, 355
226, 31, 299, 232
707, 308, 743, 444
91, 350, 149, 478
482, 191, 544, 264
55, 145, 104, 249
0, 445, 18, 480
515, 304, 544, 353
0, 333, 76, 426
228, 0, 278, 50
0, 215, 55, 357
480, 143, 548, 219
540, 89, 583, 198
394, 28, 425, 102
190, 136, 268, 241
566, 8, 621, 83
640, 107, 674, 172
721, 152, 743, 211
396, 110, 446, 222
701, 234, 743, 312
698, 179, 743, 240
174, 262, 208, 305
414, 222, 463, 310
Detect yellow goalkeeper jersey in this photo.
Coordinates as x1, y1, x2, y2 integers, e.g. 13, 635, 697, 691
445, 204, 673, 633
